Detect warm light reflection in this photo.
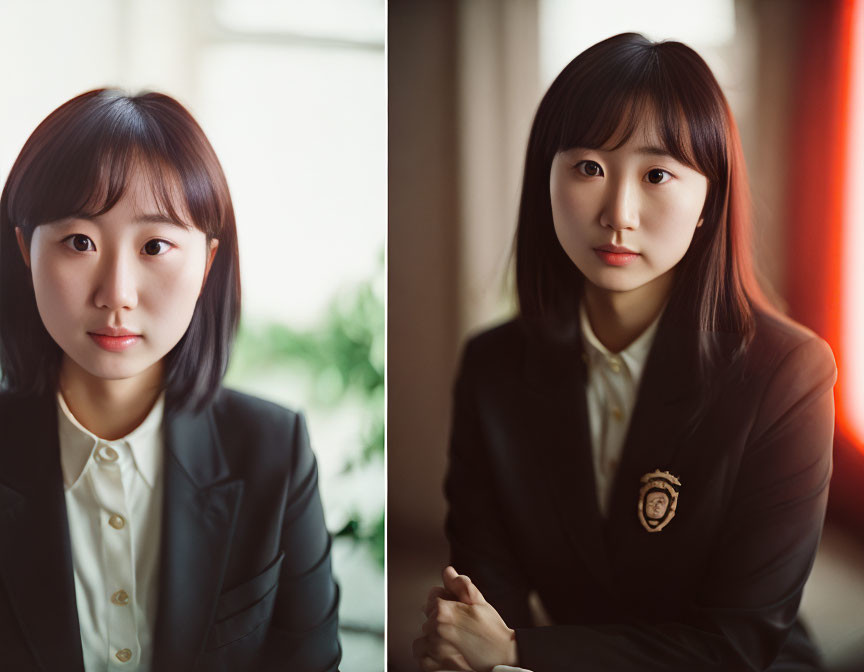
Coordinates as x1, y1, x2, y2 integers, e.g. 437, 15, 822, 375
842, 0, 864, 450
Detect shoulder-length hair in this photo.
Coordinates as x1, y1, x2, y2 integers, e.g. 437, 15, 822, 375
515, 32, 769, 372
0, 88, 240, 413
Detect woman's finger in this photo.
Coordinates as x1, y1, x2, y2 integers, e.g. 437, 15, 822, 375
423, 585, 449, 616
418, 638, 473, 671
456, 574, 485, 605
440, 651, 473, 671
419, 655, 443, 672
442, 567, 485, 605
424, 589, 461, 618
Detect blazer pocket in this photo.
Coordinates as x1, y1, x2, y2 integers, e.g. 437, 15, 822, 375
205, 550, 285, 650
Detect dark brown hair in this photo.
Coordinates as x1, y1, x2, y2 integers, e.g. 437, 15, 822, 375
515, 33, 769, 373
0, 88, 240, 412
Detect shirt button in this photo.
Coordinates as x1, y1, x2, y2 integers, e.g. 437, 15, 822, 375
115, 649, 132, 663
111, 589, 130, 606
608, 358, 621, 373
97, 445, 119, 463
108, 514, 126, 529
611, 406, 623, 420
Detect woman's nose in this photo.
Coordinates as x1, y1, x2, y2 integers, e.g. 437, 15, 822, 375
600, 177, 639, 231
92, 252, 138, 311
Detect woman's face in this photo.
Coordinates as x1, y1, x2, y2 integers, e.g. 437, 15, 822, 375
18, 167, 218, 385
549, 120, 708, 299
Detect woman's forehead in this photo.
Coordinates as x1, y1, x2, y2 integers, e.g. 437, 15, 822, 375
560, 121, 671, 158
81, 160, 192, 226
124, 168, 177, 210
598, 117, 665, 152
576, 106, 698, 169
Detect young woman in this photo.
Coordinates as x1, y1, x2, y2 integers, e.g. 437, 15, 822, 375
414, 33, 836, 672
0, 89, 340, 671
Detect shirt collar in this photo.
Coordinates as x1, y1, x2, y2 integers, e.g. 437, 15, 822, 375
57, 391, 165, 490
579, 300, 664, 381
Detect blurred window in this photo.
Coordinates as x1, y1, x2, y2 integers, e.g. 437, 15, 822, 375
200, 0, 385, 327
539, 0, 736, 88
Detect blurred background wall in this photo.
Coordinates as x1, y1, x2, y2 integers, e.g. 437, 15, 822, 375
388, 0, 864, 669
0, 1, 384, 668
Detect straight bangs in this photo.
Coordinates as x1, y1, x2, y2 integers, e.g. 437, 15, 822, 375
0, 89, 241, 411
546, 36, 729, 208
7, 93, 228, 242
517, 33, 763, 360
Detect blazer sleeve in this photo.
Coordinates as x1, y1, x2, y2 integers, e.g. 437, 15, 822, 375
445, 340, 533, 627
512, 336, 837, 672
258, 412, 342, 671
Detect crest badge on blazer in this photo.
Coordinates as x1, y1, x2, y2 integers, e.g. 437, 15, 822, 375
637, 469, 681, 532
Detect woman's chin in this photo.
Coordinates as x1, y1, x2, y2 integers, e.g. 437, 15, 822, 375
61, 350, 160, 384
582, 272, 650, 295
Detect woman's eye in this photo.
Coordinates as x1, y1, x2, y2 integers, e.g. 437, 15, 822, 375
63, 234, 95, 252
142, 239, 172, 256
646, 169, 672, 184
577, 160, 604, 177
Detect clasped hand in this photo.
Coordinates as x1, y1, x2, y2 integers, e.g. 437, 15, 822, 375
412, 566, 518, 672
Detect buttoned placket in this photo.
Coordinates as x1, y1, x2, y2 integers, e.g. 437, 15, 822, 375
594, 354, 630, 471
89, 439, 141, 667
580, 302, 665, 517
582, 341, 640, 516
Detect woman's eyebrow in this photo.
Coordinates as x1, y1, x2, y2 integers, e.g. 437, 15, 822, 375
131, 213, 189, 228
568, 145, 677, 159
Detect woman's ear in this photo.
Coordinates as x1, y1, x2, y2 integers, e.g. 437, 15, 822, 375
14, 227, 31, 268
201, 238, 219, 292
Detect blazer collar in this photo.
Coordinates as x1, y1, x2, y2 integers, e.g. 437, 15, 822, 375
520, 304, 702, 592
0, 391, 243, 672
151, 398, 244, 671
604, 306, 703, 525
521, 319, 615, 590
0, 393, 84, 672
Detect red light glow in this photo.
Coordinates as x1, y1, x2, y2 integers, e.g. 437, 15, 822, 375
842, 0, 864, 450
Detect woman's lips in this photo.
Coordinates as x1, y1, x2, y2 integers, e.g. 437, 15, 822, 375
88, 333, 142, 352
594, 245, 640, 267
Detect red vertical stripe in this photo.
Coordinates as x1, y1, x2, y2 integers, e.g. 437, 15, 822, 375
786, 0, 859, 451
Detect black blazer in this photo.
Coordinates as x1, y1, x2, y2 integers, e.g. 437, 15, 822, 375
0, 387, 341, 671
445, 306, 836, 672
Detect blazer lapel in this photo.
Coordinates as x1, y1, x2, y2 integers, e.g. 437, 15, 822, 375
0, 394, 84, 672
605, 306, 703, 529
151, 402, 244, 671
522, 323, 616, 593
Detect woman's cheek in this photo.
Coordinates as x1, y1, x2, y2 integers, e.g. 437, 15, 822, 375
34, 257, 86, 317
147, 254, 206, 318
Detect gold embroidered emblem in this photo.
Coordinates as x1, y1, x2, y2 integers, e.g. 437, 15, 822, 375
637, 469, 681, 532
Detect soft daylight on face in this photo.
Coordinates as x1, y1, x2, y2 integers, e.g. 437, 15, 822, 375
19, 166, 217, 386
549, 120, 709, 299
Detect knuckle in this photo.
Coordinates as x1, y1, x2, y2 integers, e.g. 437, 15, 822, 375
442, 654, 463, 669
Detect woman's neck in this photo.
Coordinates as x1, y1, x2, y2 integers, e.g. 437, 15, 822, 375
58, 356, 164, 441
582, 269, 673, 353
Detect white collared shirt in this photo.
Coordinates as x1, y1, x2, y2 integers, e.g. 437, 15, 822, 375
58, 392, 165, 671
580, 303, 663, 517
